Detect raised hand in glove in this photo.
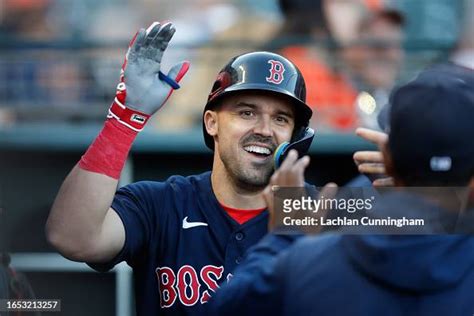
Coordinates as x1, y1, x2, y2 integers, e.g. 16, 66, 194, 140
109, 21, 190, 132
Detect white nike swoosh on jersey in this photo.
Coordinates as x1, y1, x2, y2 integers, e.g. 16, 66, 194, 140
182, 216, 208, 229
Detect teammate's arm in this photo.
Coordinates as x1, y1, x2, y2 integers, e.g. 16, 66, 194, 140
46, 22, 190, 263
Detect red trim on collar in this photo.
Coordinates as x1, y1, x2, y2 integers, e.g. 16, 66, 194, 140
219, 203, 266, 225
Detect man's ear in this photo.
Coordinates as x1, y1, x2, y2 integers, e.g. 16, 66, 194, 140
204, 110, 218, 137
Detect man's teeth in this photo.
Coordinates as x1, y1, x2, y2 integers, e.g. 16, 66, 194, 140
244, 146, 271, 155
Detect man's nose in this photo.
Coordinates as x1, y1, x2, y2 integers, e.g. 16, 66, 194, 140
253, 116, 273, 137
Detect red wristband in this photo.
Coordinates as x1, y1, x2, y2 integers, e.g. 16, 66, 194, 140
79, 118, 137, 179
107, 82, 151, 132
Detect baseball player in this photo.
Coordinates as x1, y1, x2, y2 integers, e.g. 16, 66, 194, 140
45, 21, 313, 315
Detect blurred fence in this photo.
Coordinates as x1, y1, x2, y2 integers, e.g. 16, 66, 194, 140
0, 38, 456, 131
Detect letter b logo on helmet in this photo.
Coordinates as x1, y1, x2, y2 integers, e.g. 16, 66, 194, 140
202, 51, 313, 150
266, 60, 285, 84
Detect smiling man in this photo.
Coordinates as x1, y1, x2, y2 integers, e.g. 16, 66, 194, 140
46, 22, 313, 316
207, 92, 294, 188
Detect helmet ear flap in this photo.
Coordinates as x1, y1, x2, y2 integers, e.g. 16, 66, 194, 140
291, 125, 308, 142
211, 80, 221, 92
208, 72, 232, 103
274, 127, 315, 169
208, 80, 222, 101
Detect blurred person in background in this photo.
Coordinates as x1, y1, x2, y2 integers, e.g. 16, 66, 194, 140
450, 0, 474, 70
0, 0, 89, 120
268, 0, 405, 132
341, 7, 405, 130
0, 252, 39, 315
267, 0, 363, 132
0, 0, 55, 40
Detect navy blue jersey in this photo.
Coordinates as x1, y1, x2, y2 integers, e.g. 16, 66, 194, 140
89, 171, 268, 315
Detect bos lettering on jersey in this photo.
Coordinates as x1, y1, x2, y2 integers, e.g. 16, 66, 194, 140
156, 265, 232, 308
89, 174, 269, 316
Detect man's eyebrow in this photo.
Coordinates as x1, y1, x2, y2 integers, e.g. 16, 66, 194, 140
234, 102, 257, 109
234, 102, 294, 118
277, 110, 294, 118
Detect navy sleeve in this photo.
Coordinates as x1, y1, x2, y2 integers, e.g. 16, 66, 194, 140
208, 232, 302, 316
88, 181, 165, 272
